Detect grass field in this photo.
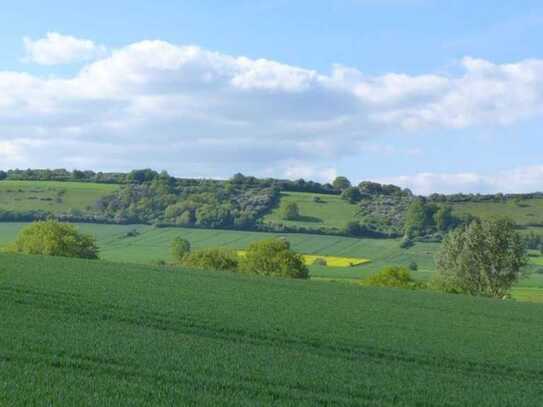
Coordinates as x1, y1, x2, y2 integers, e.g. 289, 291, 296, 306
237, 251, 370, 268
263, 192, 360, 230
2, 253, 543, 406
451, 198, 543, 228
0, 180, 118, 212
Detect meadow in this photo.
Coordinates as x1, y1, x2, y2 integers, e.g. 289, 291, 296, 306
2, 253, 543, 406
0, 180, 118, 212
263, 191, 361, 230
450, 198, 543, 229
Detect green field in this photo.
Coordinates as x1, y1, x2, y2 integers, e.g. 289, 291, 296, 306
2, 253, 543, 406
451, 198, 543, 228
263, 192, 360, 230
0, 222, 439, 279
0, 180, 118, 212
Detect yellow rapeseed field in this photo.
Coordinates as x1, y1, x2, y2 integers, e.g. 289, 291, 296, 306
237, 251, 370, 268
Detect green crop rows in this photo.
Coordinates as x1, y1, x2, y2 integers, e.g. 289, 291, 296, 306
1, 253, 543, 406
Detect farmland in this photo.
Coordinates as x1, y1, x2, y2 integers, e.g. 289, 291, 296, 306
2, 253, 543, 406
0, 180, 118, 213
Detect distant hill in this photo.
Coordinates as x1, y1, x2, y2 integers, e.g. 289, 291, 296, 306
1, 168, 543, 239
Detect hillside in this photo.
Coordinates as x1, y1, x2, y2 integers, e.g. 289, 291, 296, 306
2, 253, 543, 406
0, 180, 118, 215
2, 172, 543, 240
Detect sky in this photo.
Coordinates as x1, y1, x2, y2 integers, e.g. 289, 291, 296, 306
1, 0, 543, 194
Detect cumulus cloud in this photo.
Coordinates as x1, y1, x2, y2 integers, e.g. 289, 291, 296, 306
23, 32, 106, 65
378, 165, 543, 195
2, 36, 543, 187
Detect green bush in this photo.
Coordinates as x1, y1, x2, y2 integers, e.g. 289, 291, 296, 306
239, 238, 309, 279
362, 266, 415, 289
408, 261, 418, 271
14, 219, 98, 259
171, 237, 191, 262
182, 248, 239, 271
312, 257, 327, 266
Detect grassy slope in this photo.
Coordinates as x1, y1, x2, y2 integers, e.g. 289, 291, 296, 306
0, 180, 118, 212
2, 253, 543, 406
263, 192, 360, 230
450, 198, 543, 227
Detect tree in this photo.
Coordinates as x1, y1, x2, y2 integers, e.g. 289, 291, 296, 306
341, 187, 362, 203
171, 237, 191, 262
0, 170, 7, 180
239, 238, 309, 279
436, 218, 527, 298
433, 206, 456, 231
182, 248, 239, 271
332, 176, 351, 191
404, 198, 430, 236
281, 201, 300, 221
14, 220, 98, 259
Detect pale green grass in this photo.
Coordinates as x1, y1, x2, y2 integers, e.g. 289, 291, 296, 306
0, 180, 118, 212
451, 198, 543, 227
263, 192, 360, 230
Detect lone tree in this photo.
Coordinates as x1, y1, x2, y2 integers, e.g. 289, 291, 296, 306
171, 237, 191, 262
436, 218, 527, 298
332, 176, 351, 191
14, 219, 98, 259
239, 238, 309, 279
281, 201, 300, 221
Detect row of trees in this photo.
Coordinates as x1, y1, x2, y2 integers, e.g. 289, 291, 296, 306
171, 237, 309, 279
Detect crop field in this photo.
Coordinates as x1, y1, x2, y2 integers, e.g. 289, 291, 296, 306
0, 222, 438, 276
263, 192, 360, 231
0, 180, 118, 212
2, 253, 543, 406
2, 222, 543, 301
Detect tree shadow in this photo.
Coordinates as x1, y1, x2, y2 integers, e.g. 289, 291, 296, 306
295, 215, 323, 223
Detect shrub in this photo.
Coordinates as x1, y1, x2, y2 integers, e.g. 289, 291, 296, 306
239, 238, 309, 279
312, 257, 327, 266
400, 236, 414, 249
362, 266, 415, 289
171, 237, 191, 262
408, 261, 418, 271
182, 248, 239, 271
14, 219, 98, 259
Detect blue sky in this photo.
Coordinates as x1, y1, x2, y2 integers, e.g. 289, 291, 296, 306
1, 0, 543, 193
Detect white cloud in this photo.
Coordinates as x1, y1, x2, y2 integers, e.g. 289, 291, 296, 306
378, 165, 543, 195
1, 36, 543, 189
23, 32, 106, 65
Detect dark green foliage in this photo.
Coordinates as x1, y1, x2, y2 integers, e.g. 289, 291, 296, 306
239, 238, 309, 278
523, 231, 543, 251
280, 201, 300, 221
362, 266, 416, 288
437, 218, 527, 297
408, 261, 418, 271
181, 248, 239, 271
332, 176, 351, 191
171, 237, 191, 262
13, 220, 98, 259
340, 187, 362, 203
312, 257, 327, 266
